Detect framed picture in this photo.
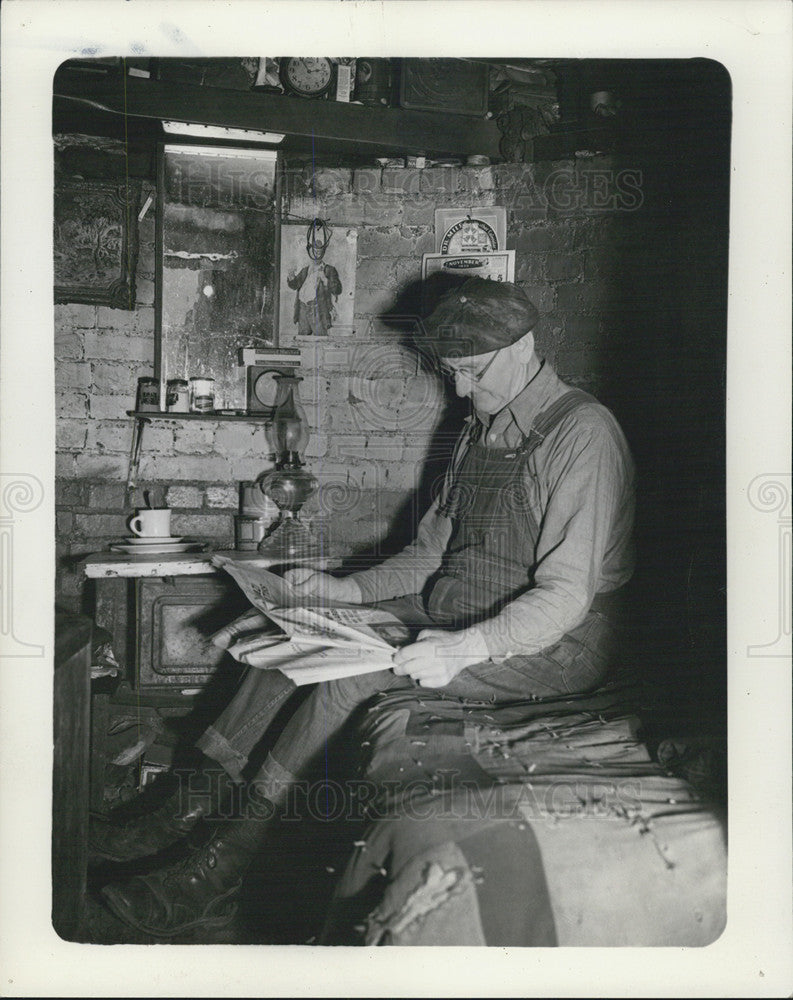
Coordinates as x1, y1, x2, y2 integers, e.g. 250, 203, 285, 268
434, 207, 507, 254
422, 249, 515, 285
278, 223, 357, 343
54, 179, 140, 308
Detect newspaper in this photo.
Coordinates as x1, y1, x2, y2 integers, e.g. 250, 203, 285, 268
211, 556, 413, 685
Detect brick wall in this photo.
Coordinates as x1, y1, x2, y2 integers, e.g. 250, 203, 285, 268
54, 157, 669, 611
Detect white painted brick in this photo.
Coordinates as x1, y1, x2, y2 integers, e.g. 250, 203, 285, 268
326, 375, 354, 407
403, 375, 443, 408
72, 453, 128, 479
170, 513, 232, 538
91, 361, 142, 395
381, 462, 423, 491
311, 462, 370, 492
89, 395, 131, 420
363, 377, 407, 409
228, 457, 275, 481
205, 485, 238, 508
297, 376, 328, 406
56, 391, 88, 419
136, 278, 155, 306
364, 441, 404, 463
397, 400, 445, 434
395, 404, 445, 434
55, 361, 91, 390
134, 307, 155, 334
54, 330, 84, 360
142, 425, 174, 453
56, 511, 74, 536
460, 166, 497, 193
74, 513, 129, 537
327, 345, 357, 370
350, 342, 418, 378
333, 434, 369, 459
214, 422, 261, 456
84, 330, 155, 363
401, 444, 433, 466
56, 419, 88, 451
139, 454, 235, 482
166, 485, 204, 508
55, 303, 97, 328
329, 402, 372, 433
88, 483, 127, 508
302, 400, 330, 433
353, 288, 399, 319
298, 342, 356, 372
55, 453, 75, 477
303, 433, 329, 459
173, 422, 215, 454
96, 306, 137, 331
87, 421, 130, 454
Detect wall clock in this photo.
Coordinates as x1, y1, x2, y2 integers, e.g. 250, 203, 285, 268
279, 58, 335, 98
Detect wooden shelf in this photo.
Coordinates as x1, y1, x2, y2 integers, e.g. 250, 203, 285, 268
127, 410, 270, 422
125, 411, 272, 493
53, 72, 502, 159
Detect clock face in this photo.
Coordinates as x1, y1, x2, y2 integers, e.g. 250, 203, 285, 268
253, 370, 280, 408
283, 58, 333, 97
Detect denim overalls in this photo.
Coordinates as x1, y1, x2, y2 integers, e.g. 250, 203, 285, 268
426, 389, 608, 627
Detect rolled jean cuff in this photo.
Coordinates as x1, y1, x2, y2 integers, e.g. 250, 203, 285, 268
195, 726, 249, 784
251, 753, 296, 810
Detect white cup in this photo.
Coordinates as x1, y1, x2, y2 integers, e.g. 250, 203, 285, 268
129, 508, 172, 538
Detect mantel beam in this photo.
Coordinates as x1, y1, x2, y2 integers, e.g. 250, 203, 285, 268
53, 72, 502, 159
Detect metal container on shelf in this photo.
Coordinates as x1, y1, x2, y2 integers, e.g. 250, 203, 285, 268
236, 481, 279, 550
354, 58, 392, 106
235, 515, 269, 551
136, 377, 160, 412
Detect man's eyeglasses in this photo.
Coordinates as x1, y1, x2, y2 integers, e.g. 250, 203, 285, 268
439, 348, 501, 384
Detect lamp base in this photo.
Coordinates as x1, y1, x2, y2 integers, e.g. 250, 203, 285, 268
257, 514, 322, 563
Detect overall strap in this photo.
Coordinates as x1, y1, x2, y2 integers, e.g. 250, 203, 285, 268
517, 389, 598, 458
437, 416, 479, 516
438, 390, 597, 516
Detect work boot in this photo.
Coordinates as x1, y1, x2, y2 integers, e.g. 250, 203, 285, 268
100, 816, 271, 938
89, 765, 235, 863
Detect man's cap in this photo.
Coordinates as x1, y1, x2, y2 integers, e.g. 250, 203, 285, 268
421, 277, 539, 359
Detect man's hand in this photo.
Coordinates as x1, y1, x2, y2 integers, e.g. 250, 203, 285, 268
392, 628, 490, 687
282, 568, 363, 604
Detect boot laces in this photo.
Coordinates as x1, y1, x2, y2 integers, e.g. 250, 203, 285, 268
162, 837, 223, 885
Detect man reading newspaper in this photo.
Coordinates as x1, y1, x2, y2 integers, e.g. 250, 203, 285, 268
97, 279, 635, 938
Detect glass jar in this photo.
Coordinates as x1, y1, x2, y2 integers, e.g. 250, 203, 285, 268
166, 378, 190, 413
189, 377, 215, 413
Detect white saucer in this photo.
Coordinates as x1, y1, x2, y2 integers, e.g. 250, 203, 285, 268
125, 535, 184, 545
110, 540, 205, 555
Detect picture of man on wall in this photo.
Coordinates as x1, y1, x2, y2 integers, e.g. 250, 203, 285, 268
286, 219, 342, 336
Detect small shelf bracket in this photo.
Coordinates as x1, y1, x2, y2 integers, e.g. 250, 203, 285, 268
126, 414, 151, 500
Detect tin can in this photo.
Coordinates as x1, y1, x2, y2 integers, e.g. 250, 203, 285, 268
166, 378, 190, 413
136, 377, 160, 412
235, 514, 269, 551
189, 377, 215, 413
354, 58, 392, 106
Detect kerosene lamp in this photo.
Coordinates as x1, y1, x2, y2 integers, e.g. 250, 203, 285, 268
256, 374, 320, 561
